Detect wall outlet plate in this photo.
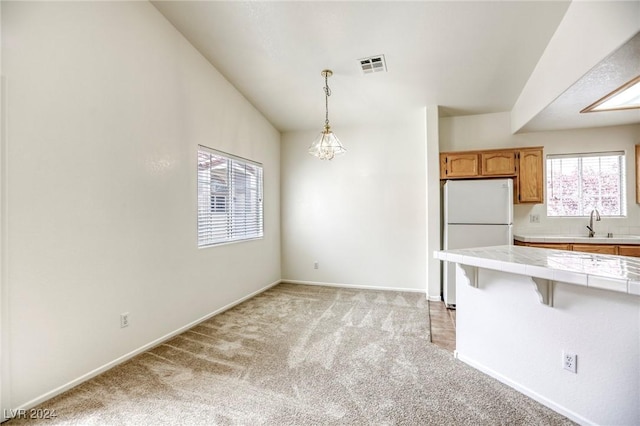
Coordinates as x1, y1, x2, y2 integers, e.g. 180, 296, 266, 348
120, 313, 130, 328
563, 351, 577, 373
529, 214, 540, 223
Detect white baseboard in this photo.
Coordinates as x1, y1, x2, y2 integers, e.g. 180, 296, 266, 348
427, 295, 442, 302
455, 352, 594, 426
281, 279, 426, 294
13, 279, 282, 414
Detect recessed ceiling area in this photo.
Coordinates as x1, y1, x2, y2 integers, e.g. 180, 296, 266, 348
152, 1, 571, 133
521, 31, 640, 132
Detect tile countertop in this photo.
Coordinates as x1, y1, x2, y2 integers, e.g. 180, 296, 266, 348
514, 234, 640, 244
434, 245, 640, 297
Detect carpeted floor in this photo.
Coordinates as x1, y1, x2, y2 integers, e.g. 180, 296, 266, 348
8, 283, 573, 425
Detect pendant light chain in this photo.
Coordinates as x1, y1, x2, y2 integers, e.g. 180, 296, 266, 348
324, 72, 331, 128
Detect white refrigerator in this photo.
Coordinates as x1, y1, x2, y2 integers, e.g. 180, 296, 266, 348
443, 179, 513, 307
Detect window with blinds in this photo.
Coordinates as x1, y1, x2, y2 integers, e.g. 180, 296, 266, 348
197, 146, 263, 247
546, 151, 626, 217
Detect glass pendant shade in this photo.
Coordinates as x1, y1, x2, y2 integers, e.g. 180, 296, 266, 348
308, 125, 346, 160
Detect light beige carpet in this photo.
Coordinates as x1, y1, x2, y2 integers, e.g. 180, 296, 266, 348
9, 283, 572, 425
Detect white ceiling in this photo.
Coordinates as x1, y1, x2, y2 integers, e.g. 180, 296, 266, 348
151, 1, 637, 134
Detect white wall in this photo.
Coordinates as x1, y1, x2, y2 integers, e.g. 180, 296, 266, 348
2, 1, 280, 411
456, 267, 640, 425
281, 112, 426, 292
440, 112, 640, 236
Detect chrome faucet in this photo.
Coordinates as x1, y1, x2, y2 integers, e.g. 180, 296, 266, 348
586, 209, 601, 237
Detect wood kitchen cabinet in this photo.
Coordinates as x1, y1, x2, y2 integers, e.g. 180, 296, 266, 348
636, 145, 640, 204
439, 153, 479, 178
516, 241, 640, 258
440, 146, 544, 204
531, 243, 571, 250
481, 151, 516, 176
515, 241, 571, 250
572, 244, 617, 255
516, 148, 544, 204
618, 246, 640, 257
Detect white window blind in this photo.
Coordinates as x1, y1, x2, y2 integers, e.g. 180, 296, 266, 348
197, 146, 263, 247
546, 151, 626, 217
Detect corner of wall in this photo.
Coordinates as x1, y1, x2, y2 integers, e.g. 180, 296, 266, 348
426, 105, 441, 300
0, 2, 11, 412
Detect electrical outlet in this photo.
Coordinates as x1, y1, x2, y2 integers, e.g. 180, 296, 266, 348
529, 214, 540, 223
120, 313, 130, 328
314, 261, 319, 270
563, 351, 577, 373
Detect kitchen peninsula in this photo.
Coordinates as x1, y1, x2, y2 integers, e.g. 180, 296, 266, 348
434, 245, 639, 426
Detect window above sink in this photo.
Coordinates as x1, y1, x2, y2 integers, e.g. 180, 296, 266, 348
546, 151, 626, 217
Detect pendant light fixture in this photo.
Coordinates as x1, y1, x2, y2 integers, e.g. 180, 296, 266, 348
308, 69, 346, 160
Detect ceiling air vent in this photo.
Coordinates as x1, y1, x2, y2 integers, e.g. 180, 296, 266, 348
359, 55, 387, 74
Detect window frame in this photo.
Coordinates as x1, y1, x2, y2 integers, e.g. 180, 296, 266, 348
197, 145, 264, 248
545, 151, 627, 218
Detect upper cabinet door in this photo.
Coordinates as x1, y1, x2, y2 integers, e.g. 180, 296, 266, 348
481, 151, 516, 176
636, 145, 640, 204
440, 153, 479, 178
517, 149, 544, 203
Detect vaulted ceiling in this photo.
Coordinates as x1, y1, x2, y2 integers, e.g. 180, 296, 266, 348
152, 1, 639, 134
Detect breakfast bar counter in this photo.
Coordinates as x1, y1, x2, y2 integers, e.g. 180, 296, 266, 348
434, 244, 640, 300
433, 245, 640, 425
